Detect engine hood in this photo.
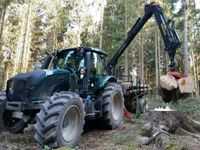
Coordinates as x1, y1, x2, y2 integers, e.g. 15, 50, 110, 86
10, 69, 70, 86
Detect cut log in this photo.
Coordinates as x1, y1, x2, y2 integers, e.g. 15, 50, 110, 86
178, 77, 194, 93
159, 75, 178, 103
160, 75, 178, 91
138, 110, 200, 150
159, 75, 194, 103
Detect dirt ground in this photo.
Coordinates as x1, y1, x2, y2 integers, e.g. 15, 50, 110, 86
0, 96, 200, 150
0, 122, 155, 150
0, 120, 200, 150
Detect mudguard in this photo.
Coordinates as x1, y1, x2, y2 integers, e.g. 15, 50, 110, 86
97, 75, 117, 89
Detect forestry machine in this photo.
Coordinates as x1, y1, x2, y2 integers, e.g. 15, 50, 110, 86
0, 2, 180, 148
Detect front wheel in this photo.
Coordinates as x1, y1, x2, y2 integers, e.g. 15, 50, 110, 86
0, 92, 27, 133
34, 91, 85, 149
101, 83, 124, 129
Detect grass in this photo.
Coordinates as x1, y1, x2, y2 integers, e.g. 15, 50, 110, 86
112, 133, 138, 150
148, 94, 200, 121
110, 94, 200, 150
112, 134, 136, 144
173, 97, 200, 121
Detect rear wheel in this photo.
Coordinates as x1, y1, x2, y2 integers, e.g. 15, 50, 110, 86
101, 83, 124, 129
0, 92, 27, 133
34, 91, 85, 149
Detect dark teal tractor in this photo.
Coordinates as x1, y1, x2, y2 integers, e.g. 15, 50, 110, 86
0, 2, 181, 148
0, 47, 124, 148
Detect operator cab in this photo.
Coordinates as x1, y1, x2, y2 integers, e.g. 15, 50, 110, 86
44, 47, 107, 94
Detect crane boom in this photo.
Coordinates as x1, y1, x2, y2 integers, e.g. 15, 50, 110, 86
107, 2, 181, 75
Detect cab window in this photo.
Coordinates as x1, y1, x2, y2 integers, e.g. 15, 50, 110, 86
91, 52, 104, 76
54, 50, 85, 71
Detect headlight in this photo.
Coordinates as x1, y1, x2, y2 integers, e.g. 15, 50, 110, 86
8, 81, 14, 95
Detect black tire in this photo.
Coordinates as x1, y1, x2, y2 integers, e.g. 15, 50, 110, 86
101, 83, 124, 129
0, 92, 27, 133
34, 91, 85, 149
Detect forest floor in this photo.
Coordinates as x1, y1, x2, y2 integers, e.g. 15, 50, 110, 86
0, 95, 200, 150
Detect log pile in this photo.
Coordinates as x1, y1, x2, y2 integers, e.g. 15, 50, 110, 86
159, 72, 194, 103
138, 109, 200, 149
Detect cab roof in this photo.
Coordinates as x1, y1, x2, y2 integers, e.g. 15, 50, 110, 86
60, 47, 107, 57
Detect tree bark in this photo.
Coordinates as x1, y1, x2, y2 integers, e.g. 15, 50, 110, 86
155, 26, 159, 88
24, 1, 32, 72
124, 0, 129, 81
183, 0, 189, 76
0, 0, 7, 52
191, 42, 199, 97
157, 28, 161, 79
99, 0, 105, 49
193, 0, 200, 40
139, 110, 200, 149
139, 34, 144, 84
19, 0, 32, 72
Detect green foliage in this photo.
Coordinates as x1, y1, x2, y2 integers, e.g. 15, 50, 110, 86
55, 147, 75, 150
102, 0, 126, 57
148, 94, 200, 121
112, 134, 135, 144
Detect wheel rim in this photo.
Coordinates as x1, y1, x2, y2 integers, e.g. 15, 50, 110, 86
112, 92, 123, 121
61, 105, 81, 142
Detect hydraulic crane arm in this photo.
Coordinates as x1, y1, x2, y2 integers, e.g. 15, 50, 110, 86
107, 2, 181, 75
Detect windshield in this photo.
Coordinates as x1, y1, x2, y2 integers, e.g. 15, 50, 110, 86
54, 50, 85, 71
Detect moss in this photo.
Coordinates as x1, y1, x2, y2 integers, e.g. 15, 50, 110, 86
164, 141, 179, 150
55, 147, 75, 150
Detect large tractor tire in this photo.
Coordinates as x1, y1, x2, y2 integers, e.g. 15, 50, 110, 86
0, 92, 27, 133
34, 91, 85, 149
101, 83, 124, 129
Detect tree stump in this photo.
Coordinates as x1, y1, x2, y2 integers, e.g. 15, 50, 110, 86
138, 110, 200, 150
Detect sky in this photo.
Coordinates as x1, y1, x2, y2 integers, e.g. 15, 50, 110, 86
88, 0, 200, 24
173, 0, 200, 14
196, 0, 200, 8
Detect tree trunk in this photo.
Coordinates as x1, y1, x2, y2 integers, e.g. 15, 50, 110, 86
0, 0, 7, 52
1, 62, 8, 90
155, 26, 159, 88
139, 110, 200, 149
193, 0, 200, 95
139, 34, 144, 84
183, 0, 189, 76
24, 1, 32, 72
77, 23, 81, 47
124, 0, 129, 81
4, 66, 9, 89
19, 0, 32, 72
165, 52, 169, 73
99, 0, 105, 49
0, 2, 2, 21
193, 0, 200, 40
157, 28, 161, 80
